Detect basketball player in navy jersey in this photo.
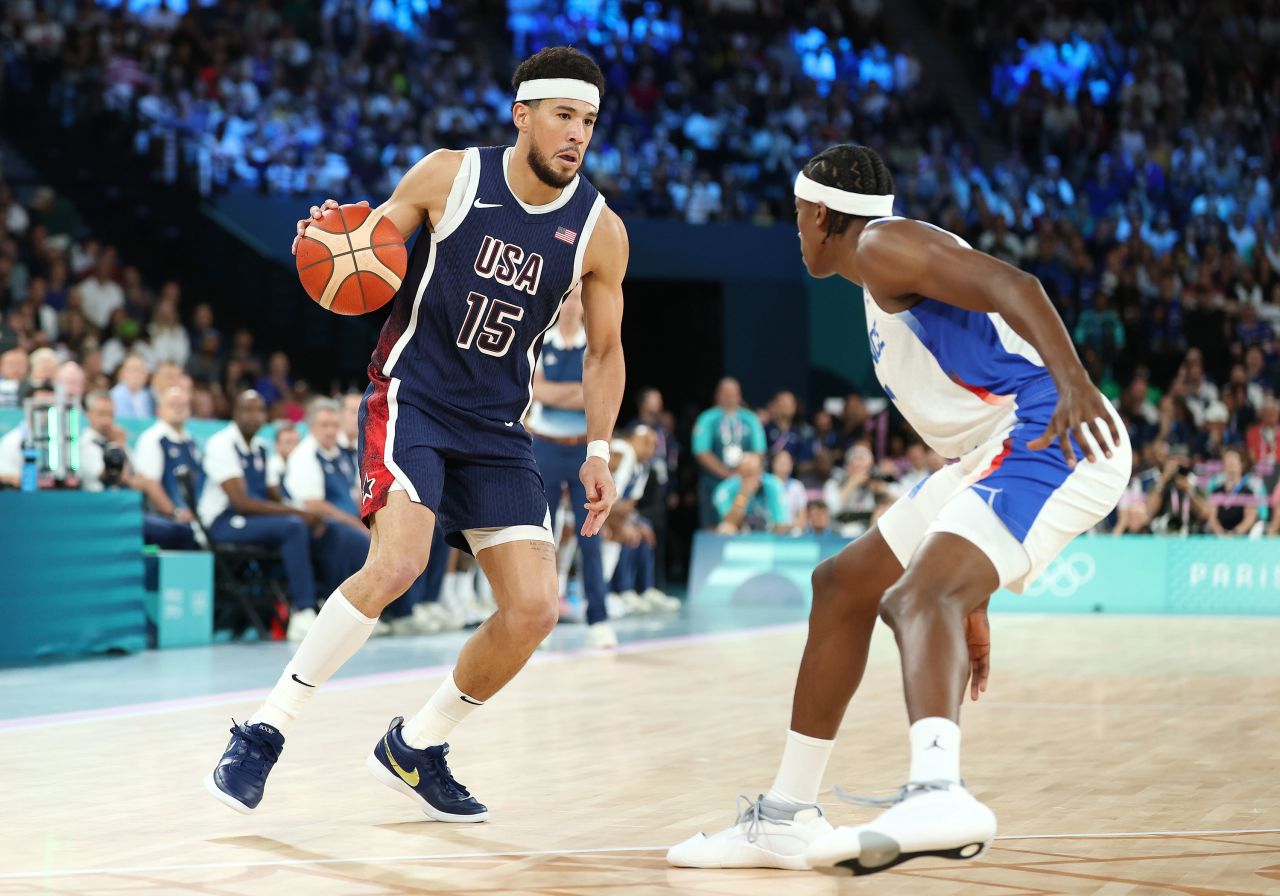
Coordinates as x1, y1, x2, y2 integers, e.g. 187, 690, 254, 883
206, 47, 628, 821
669, 144, 1128, 874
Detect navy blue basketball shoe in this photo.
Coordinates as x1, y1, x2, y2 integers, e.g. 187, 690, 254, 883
204, 720, 285, 814
367, 717, 489, 822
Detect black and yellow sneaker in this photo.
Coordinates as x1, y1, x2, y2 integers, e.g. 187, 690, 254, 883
366, 716, 489, 822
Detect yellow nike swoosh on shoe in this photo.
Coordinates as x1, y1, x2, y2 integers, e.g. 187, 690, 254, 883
384, 736, 419, 787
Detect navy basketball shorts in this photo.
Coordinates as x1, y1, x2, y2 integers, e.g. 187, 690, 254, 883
878, 394, 1130, 593
358, 377, 552, 554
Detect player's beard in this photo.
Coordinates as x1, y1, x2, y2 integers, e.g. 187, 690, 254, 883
527, 141, 577, 189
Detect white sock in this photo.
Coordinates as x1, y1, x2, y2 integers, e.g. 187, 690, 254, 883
766, 730, 835, 805
401, 671, 485, 748
908, 717, 961, 783
248, 590, 377, 732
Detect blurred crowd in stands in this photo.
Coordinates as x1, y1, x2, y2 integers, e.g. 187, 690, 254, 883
2, 0, 1279, 542
0, 0, 941, 223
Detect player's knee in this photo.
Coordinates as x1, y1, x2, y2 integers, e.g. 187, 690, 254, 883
878, 580, 922, 629
505, 595, 559, 640
809, 559, 838, 612
366, 554, 427, 602
879, 579, 968, 628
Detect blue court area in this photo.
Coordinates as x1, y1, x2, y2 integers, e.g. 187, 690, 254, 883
0, 600, 804, 724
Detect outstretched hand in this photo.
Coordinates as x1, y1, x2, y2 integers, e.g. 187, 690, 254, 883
964, 601, 991, 702
579, 457, 617, 537
1027, 375, 1120, 467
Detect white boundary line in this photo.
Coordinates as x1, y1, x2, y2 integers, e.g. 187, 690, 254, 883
0, 623, 807, 732
2, 829, 1277, 880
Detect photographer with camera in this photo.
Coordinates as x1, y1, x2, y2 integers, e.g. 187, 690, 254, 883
132, 385, 200, 549
1145, 440, 1210, 535
821, 441, 892, 536
80, 389, 132, 493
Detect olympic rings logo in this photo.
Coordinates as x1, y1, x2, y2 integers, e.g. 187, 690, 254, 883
1027, 553, 1096, 597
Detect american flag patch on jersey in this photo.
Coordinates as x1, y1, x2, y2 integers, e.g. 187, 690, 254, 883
554, 226, 578, 245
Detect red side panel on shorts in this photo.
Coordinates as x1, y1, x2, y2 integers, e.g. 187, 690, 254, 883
976, 437, 1014, 481
360, 372, 394, 525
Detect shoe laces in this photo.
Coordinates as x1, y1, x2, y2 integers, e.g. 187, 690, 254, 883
734, 795, 769, 843
229, 720, 280, 779
426, 747, 471, 799
834, 779, 956, 808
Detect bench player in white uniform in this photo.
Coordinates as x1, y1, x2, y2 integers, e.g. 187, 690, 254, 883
668, 144, 1129, 876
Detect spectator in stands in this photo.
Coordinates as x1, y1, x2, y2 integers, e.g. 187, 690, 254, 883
110, 353, 153, 419
896, 441, 931, 497
802, 499, 834, 536
78, 254, 123, 330
270, 423, 301, 498
1074, 292, 1125, 372
197, 390, 323, 641
823, 442, 888, 535
100, 310, 154, 374
1145, 444, 1208, 535
693, 377, 766, 529
607, 426, 677, 612
1197, 401, 1232, 460
25, 347, 58, 394
336, 391, 361, 467
1206, 448, 1265, 537
255, 351, 293, 409
1246, 397, 1280, 475
79, 389, 130, 493
764, 390, 815, 474
713, 451, 789, 535
0, 348, 26, 407
132, 385, 200, 550
149, 286, 190, 367
186, 330, 223, 387
284, 397, 390, 613
770, 450, 808, 532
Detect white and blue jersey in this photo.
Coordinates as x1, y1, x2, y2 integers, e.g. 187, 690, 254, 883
359, 145, 609, 551
868, 217, 1130, 593
133, 421, 204, 513
197, 423, 277, 528
285, 435, 360, 517
527, 325, 588, 438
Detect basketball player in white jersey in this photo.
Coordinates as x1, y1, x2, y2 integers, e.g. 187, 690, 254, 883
668, 144, 1129, 875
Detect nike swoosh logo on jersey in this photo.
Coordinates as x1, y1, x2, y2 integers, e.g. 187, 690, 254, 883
474, 200, 502, 209
384, 735, 420, 786
291, 673, 315, 687
504, 422, 514, 427
459, 694, 484, 705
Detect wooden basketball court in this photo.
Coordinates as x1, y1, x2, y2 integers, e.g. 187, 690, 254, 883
1, 615, 1277, 894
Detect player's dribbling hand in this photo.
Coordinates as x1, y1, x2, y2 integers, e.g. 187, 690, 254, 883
1027, 373, 1121, 467
579, 458, 617, 537
964, 600, 991, 702
291, 198, 370, 256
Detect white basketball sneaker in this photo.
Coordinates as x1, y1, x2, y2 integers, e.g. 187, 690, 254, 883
585, 621, 618, 649
805, 781, 996, 876
667, 795, 833, 871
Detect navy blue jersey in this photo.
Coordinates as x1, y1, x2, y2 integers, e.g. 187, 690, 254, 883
367, 146, 606, 458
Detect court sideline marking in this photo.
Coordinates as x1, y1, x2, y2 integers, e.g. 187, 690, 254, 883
0, 622, 807, 732
2, 829, 1277, 880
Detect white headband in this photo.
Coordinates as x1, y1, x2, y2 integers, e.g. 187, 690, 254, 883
515, 78, 600, 109
794, 171, 894, 217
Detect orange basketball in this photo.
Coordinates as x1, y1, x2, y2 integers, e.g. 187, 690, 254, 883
295, 203, 407, 315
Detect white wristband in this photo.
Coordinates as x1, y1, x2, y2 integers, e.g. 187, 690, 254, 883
586, 440, 611, 462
